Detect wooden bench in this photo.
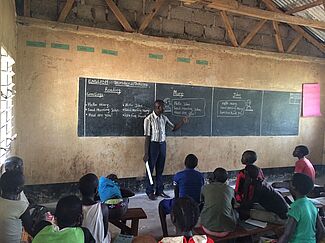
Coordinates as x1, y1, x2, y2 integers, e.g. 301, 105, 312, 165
194, 223, 284, 242
109, 208, 147, 236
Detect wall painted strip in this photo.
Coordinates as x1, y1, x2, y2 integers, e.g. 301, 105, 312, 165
77, 45, 95, 52
196, 60, 208, 65
51, 43, 69, 50
26, 41, 46, 48
177, 57, 191, 63
149, 53, 163, 60
102, 49, 118, 56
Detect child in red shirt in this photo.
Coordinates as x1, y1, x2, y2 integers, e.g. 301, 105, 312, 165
293, 145, 315, 182
234, 150, 264, 203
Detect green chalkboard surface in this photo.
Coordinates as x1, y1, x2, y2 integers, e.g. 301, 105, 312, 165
78, 77, 154, 136
78, 77, 301, 137
156, 83, 212, 136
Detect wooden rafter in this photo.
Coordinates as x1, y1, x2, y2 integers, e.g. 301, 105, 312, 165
220, 11, 238, 47
241, 19, 267, 47
286, 0, 323, 15
58, 0, 75, 22
24, 0, 31, 17
105, 0, 134, 32
272, 21, 284, 52
287, 35, 303, 53
181, 0, 325, 30
139, 0, 166, 33
262, 0, 325, 53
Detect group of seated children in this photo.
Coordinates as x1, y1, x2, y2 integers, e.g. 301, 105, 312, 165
158, 145, 325, 243
0, 144, 323, 243
0, 156, 132, 243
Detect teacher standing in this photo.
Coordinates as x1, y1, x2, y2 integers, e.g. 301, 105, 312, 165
143, 100, 188, 200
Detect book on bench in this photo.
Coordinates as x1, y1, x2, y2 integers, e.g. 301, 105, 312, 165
245, 218, 267, 228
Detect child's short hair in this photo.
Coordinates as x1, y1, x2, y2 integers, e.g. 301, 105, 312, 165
171, 197, 199, 233
0, 171, 24, 194
292, 173, 314, 195
242, 150, 257, 164
79, 173, 98, 197
246, 164, 259, 179
295, 145, 309, 156
107, 174, 118, 182
184, 154, 198, 169
4, 156, 24, 173
212, 167, 228, 183
55, 195, 82, 228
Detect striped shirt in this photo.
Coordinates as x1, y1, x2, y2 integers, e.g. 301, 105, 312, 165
144, 112, 174, 142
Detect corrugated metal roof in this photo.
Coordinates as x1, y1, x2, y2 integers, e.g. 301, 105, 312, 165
272, 0, 325, 43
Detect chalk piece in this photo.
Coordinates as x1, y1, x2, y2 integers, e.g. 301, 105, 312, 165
51, 43, 69, 50
26, 41, 46, 48
148, 53, 163, 60
102, 49, 118, 56
196, 60, 208, 65
77, 45, 95, 52
177, 57, 190, 63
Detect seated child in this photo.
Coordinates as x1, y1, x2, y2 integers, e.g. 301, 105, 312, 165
293, 145, 315, 182
32, 195, 95, 243
239, 165, 288, 221
278, 173, 325, 243
98, 174, 130, 219
200, 168, 237, 237
159, 154, 204, 237
235, 150, 264, 203
159, 197, 213, 243
1, 156, 29, 203
0, 171, 33, 243
79, 173, 110, 243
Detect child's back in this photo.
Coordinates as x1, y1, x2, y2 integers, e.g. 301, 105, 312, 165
235, 150, 264, 203
0, 171, 30, 243
278, 173, 324, 243
200, 182, 237, 232
79, 173, 110, 243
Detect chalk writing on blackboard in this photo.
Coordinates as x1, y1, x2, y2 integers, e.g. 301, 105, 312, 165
162, 98, 206, 117
217, 99, 254, 117
289, 93, 301, 105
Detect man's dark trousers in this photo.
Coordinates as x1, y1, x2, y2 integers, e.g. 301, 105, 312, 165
146, 141, 166, 195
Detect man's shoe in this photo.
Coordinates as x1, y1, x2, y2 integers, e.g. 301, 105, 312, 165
155, 192, 171, 198
148, 193, 157, 200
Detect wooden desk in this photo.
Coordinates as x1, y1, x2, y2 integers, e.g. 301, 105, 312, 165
194, 223, 284, 243
109, 208, 147, 236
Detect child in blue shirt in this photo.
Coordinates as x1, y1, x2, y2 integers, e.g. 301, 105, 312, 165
159, 154, 204, 237
278, 173, 325, 243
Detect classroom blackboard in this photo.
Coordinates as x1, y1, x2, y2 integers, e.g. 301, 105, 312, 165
78, 77, 301, 137
212, 88, 263, 136
78, 77, 154, 136
261, 91, 301, 136
156, 83, 212, 136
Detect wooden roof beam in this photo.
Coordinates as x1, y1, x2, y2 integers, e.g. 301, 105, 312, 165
105, 0, 134, 32
241, 19, 267, 47
58, 0, 75, 22
220, 11, 239, 47
262, 0, 325, 53
287, 34, 303, 53
286, 0, 323, 15
272, 21, 284, 52
182, 0, 325, 30
24, 0, 31, 17
139, 0, 166, 33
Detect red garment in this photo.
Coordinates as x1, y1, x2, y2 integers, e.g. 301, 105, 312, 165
234, 166, 264, 203
294, 158, 315, 182
159, 235, 214, 243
